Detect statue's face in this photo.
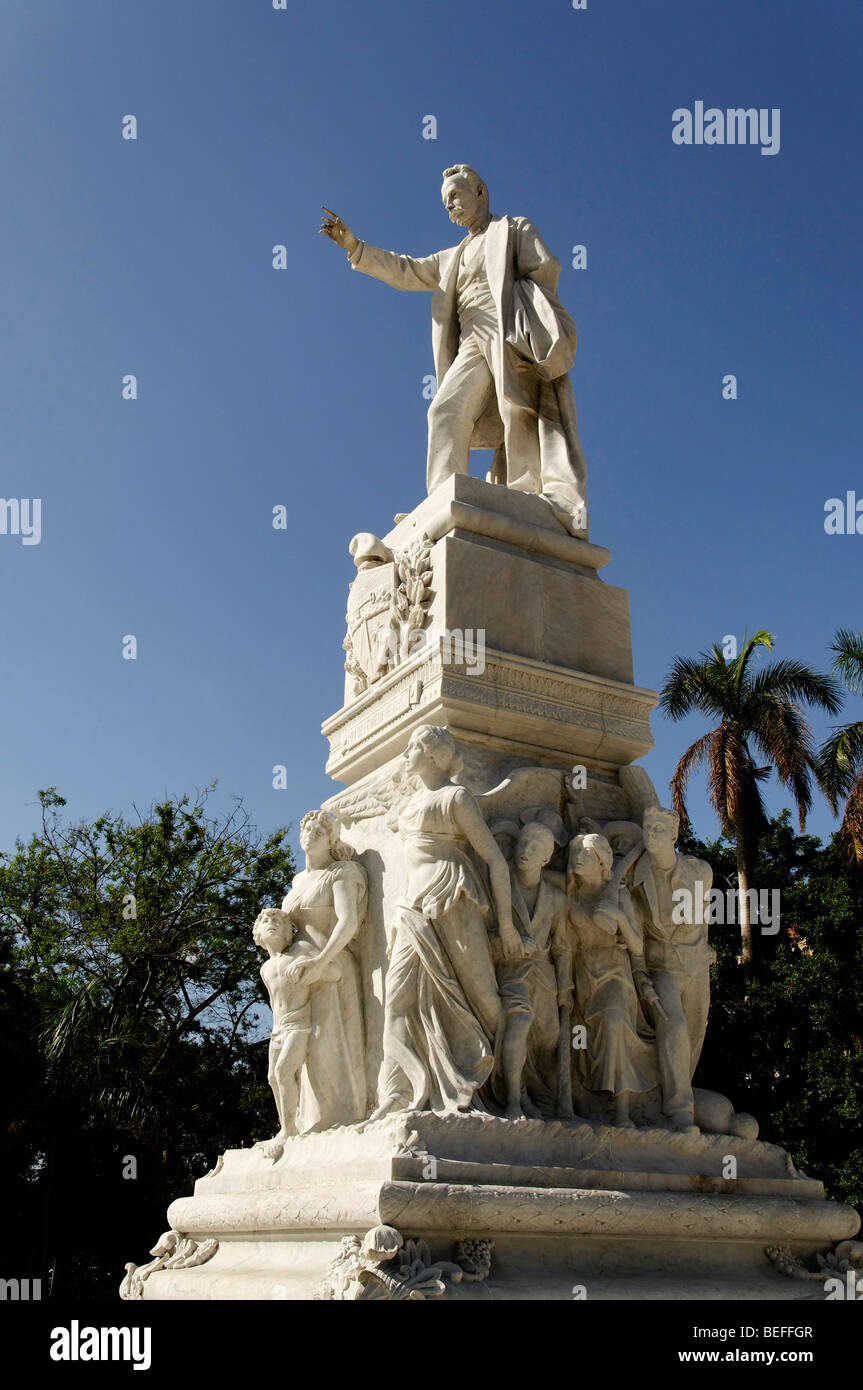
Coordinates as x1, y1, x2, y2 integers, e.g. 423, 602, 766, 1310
516, 827, 551, 876
257, 911, 288, 950
405, 730, 435, 774
300, 819, 329, 856
570, 838, 599, 878
441, 175, 485, 227
643, 814, 677, 857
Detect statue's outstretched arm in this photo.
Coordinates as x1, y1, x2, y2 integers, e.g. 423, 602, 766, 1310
348, 240, 441, 292
320, 203, 439, 290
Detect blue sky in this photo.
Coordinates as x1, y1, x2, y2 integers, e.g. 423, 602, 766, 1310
2, 0, 861, 861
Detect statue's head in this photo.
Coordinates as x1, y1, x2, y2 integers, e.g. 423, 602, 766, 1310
253, 907, 293, 951
642, 806, 679, 857
405, 724, 464, 778
489, 818, 520, 861
515, 821, 556, 877
299, 808, 355, 863
568, 832, 614, 887
441, 164, 489, 226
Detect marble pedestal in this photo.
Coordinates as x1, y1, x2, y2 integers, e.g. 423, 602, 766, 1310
324, 474, 656, 784
137, 1115, 858, 1301
126, 475, 860, 1301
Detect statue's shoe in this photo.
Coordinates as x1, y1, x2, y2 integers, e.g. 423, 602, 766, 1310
541, 495, 589, 537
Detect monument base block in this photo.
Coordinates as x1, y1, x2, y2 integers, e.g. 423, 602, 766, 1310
132, 1114, 858, 1301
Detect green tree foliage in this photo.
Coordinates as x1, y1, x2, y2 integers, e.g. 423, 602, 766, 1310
0, 788, 294, 1297
659, 631, 841, 965
681, 812, 863, 1217
817, 628, 863, 862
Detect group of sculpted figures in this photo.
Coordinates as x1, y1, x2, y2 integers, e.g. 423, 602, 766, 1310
253, 725, 728, 1155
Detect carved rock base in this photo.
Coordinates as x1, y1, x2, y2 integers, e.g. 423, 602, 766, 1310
135, 1115, 859, 1300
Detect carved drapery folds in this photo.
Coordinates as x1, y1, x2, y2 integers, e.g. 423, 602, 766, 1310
252, 809, 369, 1157
244, 734, 756, 1142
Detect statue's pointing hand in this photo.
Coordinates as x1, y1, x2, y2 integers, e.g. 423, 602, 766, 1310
320, 206, 359, 256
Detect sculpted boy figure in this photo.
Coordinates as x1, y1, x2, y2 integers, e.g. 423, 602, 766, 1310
628, 808, 715, 1136
494, 821, 572, 1120
320, 166, 589, 536
252, 907, 341, 1159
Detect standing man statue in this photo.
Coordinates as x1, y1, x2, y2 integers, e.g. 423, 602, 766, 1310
494, 820, 572, 1120
628, 807, 715, 1136
320, 165, 589, 536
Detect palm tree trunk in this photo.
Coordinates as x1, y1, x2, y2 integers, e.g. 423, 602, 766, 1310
735, 831, 754, 968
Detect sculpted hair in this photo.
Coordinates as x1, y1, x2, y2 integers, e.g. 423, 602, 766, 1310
643, 806, 679, 838
253, 907, 293, 947
441, 164, 487, 201
300, 808, 357, 861
412, 725, 464, 778
519, 821, 556, 864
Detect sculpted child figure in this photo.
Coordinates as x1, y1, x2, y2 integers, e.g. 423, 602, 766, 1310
567, 832, 657, 1127
252, 908, 341, 1160
494, 821, 572, 1120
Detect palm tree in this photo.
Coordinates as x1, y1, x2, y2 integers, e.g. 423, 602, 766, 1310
659, 631, 842, 965
816, 628, 863, 862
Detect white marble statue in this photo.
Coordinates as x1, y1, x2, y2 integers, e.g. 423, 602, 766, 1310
252, 908, 343, 1158
320, 165, 589, 536
367, 726, 524, 1121
117, 148, 862, 1296
494, 821, 572, 1120
257, 810, 368, 1141
628, 806, 715, 1136
567, 831, 657, 1127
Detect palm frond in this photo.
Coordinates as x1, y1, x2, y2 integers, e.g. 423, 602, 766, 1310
815, 720, 863, 800
838, 766, 863, 863
744, 660, 843, 716
702, 722, 769, 853
41, 978, 102, 1061
750, 696, 817, 828
658, 652, 735, 722
705, 723, 737, 833
831, 628, 863, 696
669, 731, 715, 834
734, 630, 775, 696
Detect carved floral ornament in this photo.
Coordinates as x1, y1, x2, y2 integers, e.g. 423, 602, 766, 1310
343, 532, 434, 697
120, 1231, 217, 1300
318, 1226, 493, 1301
